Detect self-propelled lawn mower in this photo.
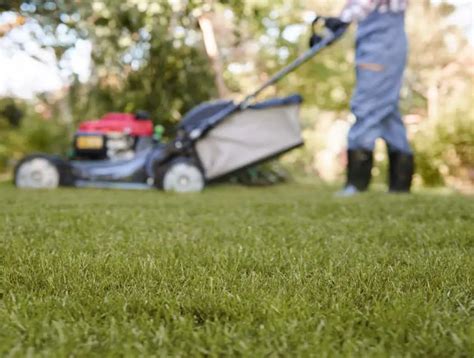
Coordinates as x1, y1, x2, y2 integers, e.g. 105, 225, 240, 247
14, 18, 343, 192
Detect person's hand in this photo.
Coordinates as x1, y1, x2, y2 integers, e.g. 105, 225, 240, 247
308, 16, 349, 48
325, 17, 350, 35
324, 17, 349, 45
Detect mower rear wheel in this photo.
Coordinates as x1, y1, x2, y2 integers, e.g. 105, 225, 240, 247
161, 160, 204, 193
14, 156, 60, 189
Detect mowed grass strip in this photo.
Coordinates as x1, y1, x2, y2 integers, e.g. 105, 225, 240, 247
0, 184, 473, 356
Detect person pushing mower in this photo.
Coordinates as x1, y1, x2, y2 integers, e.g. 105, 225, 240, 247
318, 0, 414, 196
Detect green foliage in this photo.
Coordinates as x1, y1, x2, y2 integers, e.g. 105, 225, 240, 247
413, 69, 474, 188
11, 0, 218, 128
415, 113, 474, 187
0, 112, 69, 172
0, 0, 22, 11
0, 185, 473, 355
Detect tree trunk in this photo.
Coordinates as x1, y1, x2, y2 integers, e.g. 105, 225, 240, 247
198, 15, 228, 98
56, 90, 74, 134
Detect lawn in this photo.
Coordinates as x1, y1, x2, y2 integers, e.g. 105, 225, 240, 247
0, 184, 473, 357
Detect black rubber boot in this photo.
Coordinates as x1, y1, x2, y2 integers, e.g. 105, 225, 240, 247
348, 149, 373, 191
339, 150, 373, 196
388, 152, 414, 193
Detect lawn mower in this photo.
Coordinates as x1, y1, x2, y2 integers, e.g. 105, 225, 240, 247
14, 18, 343, 192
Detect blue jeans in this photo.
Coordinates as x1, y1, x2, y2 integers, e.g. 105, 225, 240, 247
348, 11, 412, 154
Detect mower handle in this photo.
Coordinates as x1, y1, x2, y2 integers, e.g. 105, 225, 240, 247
185, 16, 346, 141
239, 23, 341, 108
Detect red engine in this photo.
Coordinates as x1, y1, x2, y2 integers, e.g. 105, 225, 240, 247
78, 112, 154, 136
73, 112, 154, 161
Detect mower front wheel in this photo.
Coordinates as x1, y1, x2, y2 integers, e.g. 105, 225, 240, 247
14, 155, 61, 189
159, 159, 205, 193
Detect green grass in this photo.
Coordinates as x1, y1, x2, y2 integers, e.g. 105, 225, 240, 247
0, 184, 473, 357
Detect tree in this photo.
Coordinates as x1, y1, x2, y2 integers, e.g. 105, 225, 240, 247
6, 0, 218, 130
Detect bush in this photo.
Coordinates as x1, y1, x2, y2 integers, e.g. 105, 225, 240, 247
414, 109, 474, 191
0, 116, 70, 174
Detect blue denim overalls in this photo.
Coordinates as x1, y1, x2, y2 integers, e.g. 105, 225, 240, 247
348, 9, 412, 154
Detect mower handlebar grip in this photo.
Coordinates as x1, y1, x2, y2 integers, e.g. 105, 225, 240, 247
310, 16, 347, 48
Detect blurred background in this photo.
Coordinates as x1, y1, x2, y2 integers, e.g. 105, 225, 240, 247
0, 0, 473, 192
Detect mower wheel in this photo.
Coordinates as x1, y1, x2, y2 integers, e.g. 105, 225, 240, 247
14, 155, 61, 189
160, 159, 204, 193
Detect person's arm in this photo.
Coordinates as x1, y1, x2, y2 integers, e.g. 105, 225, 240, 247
340, 0, 378, 23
